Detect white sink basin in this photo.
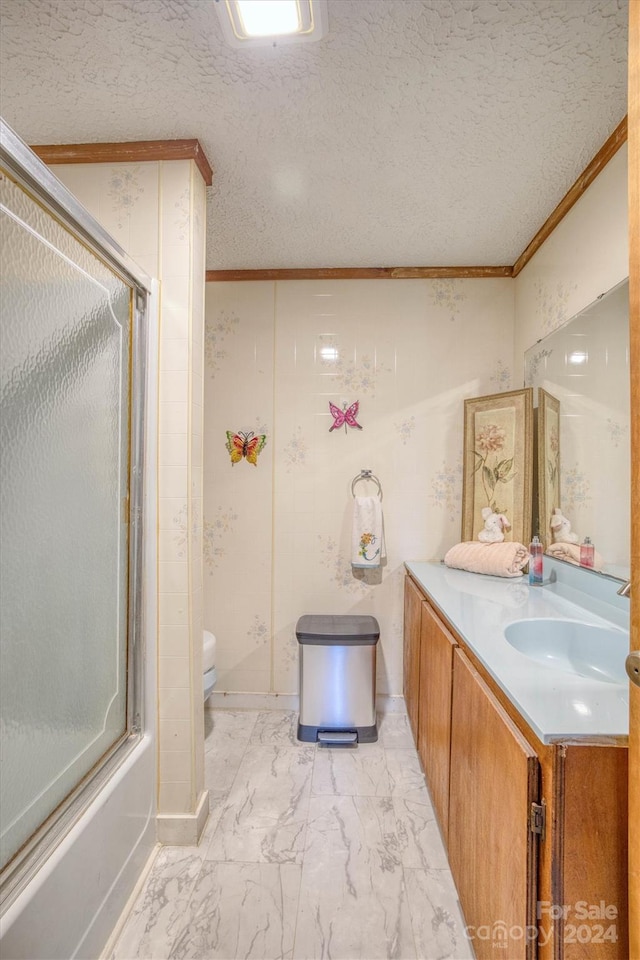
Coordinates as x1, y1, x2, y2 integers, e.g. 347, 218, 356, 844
504, 618, 628, 684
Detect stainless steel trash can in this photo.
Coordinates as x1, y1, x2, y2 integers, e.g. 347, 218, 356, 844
296, 614, 379, 743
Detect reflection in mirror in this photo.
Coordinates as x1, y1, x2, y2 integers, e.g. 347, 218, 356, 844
525, 280, 629, 581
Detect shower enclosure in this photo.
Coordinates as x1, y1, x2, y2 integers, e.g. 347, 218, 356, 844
0, 121, 157, 958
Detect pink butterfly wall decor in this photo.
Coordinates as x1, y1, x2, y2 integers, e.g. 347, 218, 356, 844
329, 400, 362, 433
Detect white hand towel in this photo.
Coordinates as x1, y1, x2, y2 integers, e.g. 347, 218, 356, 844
352, 496, 385, 568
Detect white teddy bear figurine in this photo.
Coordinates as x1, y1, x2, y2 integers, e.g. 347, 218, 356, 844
550, 508, 579, 544
477, 507, 511, 543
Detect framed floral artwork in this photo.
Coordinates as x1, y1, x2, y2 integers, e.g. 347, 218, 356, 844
537, 388, 560, 548
462, 388, 533, 545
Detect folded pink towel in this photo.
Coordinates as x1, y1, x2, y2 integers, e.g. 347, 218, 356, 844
444, 541, 530, 578
546, 541, 604, 571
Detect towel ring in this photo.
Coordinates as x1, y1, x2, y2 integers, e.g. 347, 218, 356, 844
351, 469, 382, 500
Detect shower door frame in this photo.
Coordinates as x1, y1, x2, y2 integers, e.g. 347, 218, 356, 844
0, 120, 152, 909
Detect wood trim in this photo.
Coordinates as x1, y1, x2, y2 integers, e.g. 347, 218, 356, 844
512, 117, 628, 277
205, 265, 513, 282
30, 121, 627, 284
30, 139, 213, 186
627, 3, 640, 957
206, 120, 627, 284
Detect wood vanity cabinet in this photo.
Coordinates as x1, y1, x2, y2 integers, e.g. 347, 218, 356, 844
448, 648, 539, 960
403, 574, 423, 744
403, 573, 629, 960
416, 601, 456, 842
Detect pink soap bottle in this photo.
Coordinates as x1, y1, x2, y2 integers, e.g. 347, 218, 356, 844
580, 537, 595, 568
528, 535, 543, 585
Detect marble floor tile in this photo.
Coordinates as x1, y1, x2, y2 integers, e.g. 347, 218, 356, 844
293, 796, 415, 960
403, 866, 475, 960
203, 734, 248, 804
311, 743, 391, 797
113, 710, 476, 960
394, 797, 451, 871
378, 712, 415, 749
386, 747, 429, 801
204, 709, 258, 752
250, 710, 299, 745
206, 745, 315, 863
112, 847, 205, 960
292, 795, 415, 960
168, 861, 301, 960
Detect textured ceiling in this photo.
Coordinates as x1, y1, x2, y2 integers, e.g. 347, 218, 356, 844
0, 0, 628, 270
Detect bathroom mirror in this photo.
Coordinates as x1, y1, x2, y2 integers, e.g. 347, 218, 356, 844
524, 279, 630, 581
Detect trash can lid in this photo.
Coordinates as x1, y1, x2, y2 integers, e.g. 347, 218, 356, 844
295, 614, 380, 645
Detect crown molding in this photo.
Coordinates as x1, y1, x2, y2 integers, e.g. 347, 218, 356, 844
512, 116, 627, 277
205, 265, 513, 281
207, 116, 627, 282
29, 118, 627, 280
30, 138, 213, 186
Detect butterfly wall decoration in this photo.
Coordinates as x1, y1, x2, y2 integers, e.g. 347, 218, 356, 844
329, 400, 362, 433
225, 430, 267, 466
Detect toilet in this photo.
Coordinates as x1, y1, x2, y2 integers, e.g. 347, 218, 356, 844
203, 630, 217, 701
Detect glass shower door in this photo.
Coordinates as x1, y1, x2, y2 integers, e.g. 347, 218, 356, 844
0, 165, 140, 874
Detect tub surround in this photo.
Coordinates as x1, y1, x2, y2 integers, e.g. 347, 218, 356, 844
405, 558, 629, 743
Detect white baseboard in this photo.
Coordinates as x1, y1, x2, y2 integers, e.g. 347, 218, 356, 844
156, 789, 209, 846
206, 691, 406, 715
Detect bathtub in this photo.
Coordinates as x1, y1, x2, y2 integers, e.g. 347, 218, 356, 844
0, 737, 156, 959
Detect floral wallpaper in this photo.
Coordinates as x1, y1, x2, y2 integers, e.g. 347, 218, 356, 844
330, 352, 393, 398
203, 507, 239, 573
173, 186, 191, 241
561, 466, 592, 515
282, 427, 308, 470
534, 278, 578, 336
428, 279, 467, 322
430, 460, 463, 525
107, 165, 145, 229
203, 278, 514, 696
489, 359, 512, 391
204, 309, 240, 375
316, 535, 372, 597
606, 419, 627, 448
524, 347, 553, 388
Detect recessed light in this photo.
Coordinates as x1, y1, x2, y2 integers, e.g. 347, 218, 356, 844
238, 0, 300, 37
216, 0, 328, 47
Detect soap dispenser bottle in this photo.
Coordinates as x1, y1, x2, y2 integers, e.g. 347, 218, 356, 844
528, 535, 543, 585
580, 537, 595, 568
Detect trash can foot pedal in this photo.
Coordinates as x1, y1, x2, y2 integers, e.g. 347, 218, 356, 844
317, 730, 357, 744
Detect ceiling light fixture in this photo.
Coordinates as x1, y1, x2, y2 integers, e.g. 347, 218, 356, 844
216, 0, 328, 47
238, 0, 300, 36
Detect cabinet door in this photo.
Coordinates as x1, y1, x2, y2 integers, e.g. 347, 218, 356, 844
417, 601, 457, 843
449, 649, 539, 960
403, 575, 423, 744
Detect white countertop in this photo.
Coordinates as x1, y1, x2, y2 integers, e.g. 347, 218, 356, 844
404, 559, 630, 744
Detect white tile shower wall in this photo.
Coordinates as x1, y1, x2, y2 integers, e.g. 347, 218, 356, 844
204, 278, 515, 696
52, 158, 207, 829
